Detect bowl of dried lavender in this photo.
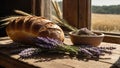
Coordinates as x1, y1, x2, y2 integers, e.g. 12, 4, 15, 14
69, 28, 104, 46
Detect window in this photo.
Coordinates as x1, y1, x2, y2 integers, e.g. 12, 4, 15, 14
63, 0, 120, 44
91, 0, 120, 44
63, 0, 91, 29
32, 0, 63, 20
51, 0, 63, 20
32, 0, 120, 44
91, 0, 120, 34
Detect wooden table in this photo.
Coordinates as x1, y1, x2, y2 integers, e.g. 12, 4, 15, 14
0, 37, 120, 68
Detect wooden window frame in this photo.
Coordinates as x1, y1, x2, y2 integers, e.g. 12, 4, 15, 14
63, 0, 91, 29
63, 0, 120, 44
32, 0, 120, 44
31, 0, 51, 20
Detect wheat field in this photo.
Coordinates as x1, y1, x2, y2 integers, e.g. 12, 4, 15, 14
91, 13, 120, 33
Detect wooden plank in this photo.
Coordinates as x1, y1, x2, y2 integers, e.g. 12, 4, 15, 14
41, 0, 51, 20
103, 35, 120, 44
78, 0, 91, 29
0, 37, 120, 68
63, 0, 79, 28
31, 0, 42, 16
31, 0, 51, 19
0, 52, 39, 68
63, 0, 91, 29
35, 0, 41, 16
93, 31, 120, 44
31, 0, 36, 15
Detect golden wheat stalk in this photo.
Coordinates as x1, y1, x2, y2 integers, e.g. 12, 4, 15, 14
1, 10, 32, 22
51, 0, 62, 19
51, 0, 78, 31
1, 1, 77, 31
0, 10, 32, 27
52, 15, 77, 31
14, 10, 32, 16
1, 16, 20, 22
0, 16, 21, 27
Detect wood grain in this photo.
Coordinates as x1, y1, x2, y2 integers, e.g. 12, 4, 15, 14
78, 0, 91, 29
63, 0, 91, 29
63, 0, 79, 28
0, 37, 120, 68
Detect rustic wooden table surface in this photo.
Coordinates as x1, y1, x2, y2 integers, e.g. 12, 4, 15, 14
0, 37, 120, 68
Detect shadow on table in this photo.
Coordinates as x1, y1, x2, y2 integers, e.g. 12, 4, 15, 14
110, 57, 120, 68
0, 42, 76, 63
0, 42, 112, 63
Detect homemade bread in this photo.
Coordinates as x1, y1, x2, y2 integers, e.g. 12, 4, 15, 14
6, 16, 64, 44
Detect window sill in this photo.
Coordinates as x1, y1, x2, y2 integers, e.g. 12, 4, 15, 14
103, 35, 120, 44
93, 31, 120, 44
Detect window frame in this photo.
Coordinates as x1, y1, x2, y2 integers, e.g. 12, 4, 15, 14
63, 0, 91, 29
63, 0, 120, 44
31, 0, 51, 20
32, 0, 120, 44
31, 0, 42, 16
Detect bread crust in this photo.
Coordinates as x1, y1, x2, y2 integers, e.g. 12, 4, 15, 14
6, 16, 64, 44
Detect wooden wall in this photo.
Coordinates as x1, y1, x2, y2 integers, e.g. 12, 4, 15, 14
0, 0, 32, 37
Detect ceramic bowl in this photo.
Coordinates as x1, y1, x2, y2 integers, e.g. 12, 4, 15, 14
69, 31, 104, 47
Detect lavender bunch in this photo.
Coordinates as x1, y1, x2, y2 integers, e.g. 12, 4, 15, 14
33, 37, 63, 49
17, 37, 116, 60
18, 37, 79, 59
32, 37, 79, 54
77, 45, 116, 61
19, 48, 41, 58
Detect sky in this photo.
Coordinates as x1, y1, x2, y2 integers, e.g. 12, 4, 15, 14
56, 0, 120, 6
92, 0, 120, 6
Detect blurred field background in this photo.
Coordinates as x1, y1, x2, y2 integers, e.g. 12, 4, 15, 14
56, 1, 120, 33
91, 13, 120, 33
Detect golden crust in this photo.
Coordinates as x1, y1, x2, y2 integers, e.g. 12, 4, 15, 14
6, 16, 64, 44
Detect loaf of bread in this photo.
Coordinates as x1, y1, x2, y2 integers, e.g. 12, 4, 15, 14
6, 16, 64, 44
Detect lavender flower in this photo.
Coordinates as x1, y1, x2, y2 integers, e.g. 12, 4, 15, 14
19, 48, 41, 58
33, 37, 63, 49
99, 47, 116, 50
17, 37, 116, 60
77, 45, 116, 60
85, 47, 101, 55
80, 48, 93, 56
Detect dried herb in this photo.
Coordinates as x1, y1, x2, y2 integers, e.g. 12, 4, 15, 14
19, 48, 41, 58
18, 37, 115, 61
51, 0, 78, 31
77, 45, 115, 61
33, 37, 63, 49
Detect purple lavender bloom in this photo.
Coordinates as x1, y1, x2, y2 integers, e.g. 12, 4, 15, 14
80, 48, 93, 56
80, 45, 101, 55
19, 48, 41, 58
89, 47, 101, 55
78, 45, 102, 59
33, 37, 63, 49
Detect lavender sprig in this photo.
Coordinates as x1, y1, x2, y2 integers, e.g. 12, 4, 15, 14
80, 48, 93, 56
19, 48, 41, 58
17, 37, 116, 61
33, 37, 63, 49
77, 45, 116, 61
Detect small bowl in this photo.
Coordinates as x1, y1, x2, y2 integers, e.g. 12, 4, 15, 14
69, 31, 104, 47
